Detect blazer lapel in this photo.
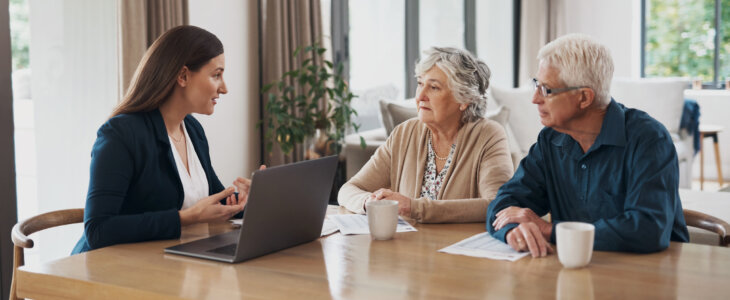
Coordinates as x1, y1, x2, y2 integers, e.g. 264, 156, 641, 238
149, 109, 184, 208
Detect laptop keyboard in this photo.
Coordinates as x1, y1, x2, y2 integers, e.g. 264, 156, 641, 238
208, 243, 237, 255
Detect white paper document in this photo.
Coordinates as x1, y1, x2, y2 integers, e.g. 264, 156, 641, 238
320, 217, 339, 236
328, 214, 418, 235
229, 217, 340, 237
438, 232, 529, 262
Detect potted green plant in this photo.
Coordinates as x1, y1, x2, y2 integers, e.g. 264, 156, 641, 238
260, 44, 365, 202
261, 44, 365, 157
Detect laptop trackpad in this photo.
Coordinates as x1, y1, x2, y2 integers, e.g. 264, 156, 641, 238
171, 230, 241, 257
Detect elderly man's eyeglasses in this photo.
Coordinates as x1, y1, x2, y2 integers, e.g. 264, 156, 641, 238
532, 78, 587, 97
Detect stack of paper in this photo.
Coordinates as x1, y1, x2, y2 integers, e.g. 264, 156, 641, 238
438, 232, 528, 261
320, 217, 339, 236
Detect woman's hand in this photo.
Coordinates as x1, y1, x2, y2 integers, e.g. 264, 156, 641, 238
506, 222, 554, 258
179, 187, 244, 226
228, 165, 266, 206
370, 188, 412, 216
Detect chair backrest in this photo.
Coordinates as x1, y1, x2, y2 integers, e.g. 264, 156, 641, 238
683, 209, 730, 247
10, 208, 84, 300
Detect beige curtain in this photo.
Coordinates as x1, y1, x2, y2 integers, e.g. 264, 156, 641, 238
518, 0, 568, 86
118, 0, 189, 97
261, 0, 324, 166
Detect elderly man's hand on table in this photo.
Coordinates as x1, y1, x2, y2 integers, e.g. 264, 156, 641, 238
493, 206, 553, 240
506, 222, 554, 257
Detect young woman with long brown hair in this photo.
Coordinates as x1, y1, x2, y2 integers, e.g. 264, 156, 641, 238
73, 25, 258, 253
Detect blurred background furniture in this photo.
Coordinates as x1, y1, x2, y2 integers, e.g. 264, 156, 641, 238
10, 208, 84, 300
699, 125, 724, 190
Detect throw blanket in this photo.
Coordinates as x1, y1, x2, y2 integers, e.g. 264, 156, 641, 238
679, 99, 700, 155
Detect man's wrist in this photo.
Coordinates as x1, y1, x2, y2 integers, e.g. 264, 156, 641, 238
540, 222, 552, 240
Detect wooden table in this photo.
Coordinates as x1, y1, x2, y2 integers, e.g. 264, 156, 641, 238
16, 208, 730, 299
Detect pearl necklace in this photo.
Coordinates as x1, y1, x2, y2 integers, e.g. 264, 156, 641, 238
431, 132, 452, 161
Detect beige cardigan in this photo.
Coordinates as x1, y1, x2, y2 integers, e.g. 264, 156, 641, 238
339, 118, 514, 223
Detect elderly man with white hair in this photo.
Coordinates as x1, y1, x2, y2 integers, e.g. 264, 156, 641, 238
486, 34, 689, 257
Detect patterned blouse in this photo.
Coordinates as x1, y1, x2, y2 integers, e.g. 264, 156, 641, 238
420, 134, 456, 200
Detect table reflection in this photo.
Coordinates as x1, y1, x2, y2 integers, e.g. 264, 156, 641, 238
556, 268, 594, 300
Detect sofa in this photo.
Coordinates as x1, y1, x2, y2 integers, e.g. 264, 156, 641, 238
345, 77, 694, 188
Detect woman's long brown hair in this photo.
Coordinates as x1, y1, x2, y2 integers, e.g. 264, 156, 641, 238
110, 25, 224, 118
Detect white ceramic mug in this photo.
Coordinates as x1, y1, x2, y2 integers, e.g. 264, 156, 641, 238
556, 222, 595, 268
366, 200, 398, 240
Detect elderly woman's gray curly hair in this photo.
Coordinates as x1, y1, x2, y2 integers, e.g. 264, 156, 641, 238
414, 47, 491, 123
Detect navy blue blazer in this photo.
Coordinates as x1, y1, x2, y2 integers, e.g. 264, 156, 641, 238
72, 109, 225, 254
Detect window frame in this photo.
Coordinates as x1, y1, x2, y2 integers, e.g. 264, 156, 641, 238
331, 0, 522, 99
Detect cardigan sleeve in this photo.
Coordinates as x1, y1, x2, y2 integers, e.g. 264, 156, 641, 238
411, 121, 514, 223
83, 121, 181, 250
337, 133, 394, 214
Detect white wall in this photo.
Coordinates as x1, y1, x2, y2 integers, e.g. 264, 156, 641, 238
557, 0, 640, 78
476, 0, 514, 89
188, 0, 260, 185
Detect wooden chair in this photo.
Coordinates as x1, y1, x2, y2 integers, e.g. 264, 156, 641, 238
684, 209, 730, 247
9, 208, 84, 300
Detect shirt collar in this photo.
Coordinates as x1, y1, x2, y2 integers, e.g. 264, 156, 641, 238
593, 98, 627, 148
550, 98, 627, 149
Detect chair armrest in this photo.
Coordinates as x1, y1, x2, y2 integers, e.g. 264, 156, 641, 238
11, 208, 84, 249
684, 209, 730, 247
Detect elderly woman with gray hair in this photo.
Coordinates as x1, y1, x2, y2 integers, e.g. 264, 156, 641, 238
338, 47, 514, 223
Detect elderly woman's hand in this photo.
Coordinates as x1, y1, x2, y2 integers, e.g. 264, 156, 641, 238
493, 206, 552, 239
370, 188, 412, 216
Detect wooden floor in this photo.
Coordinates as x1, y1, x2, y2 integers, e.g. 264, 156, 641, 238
692, 179, 728, 192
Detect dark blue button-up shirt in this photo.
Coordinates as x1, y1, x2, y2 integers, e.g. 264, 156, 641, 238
487, 99, 689, 253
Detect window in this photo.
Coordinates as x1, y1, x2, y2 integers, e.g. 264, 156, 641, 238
11, 0, 120, 265
643, 0, 730, 88
347, 0, 405, 131
331, 0, 515, 131
419, 0, 465, 51
475, 0, 514, 89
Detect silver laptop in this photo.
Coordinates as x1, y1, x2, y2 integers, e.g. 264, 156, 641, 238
164, 156, 338, 263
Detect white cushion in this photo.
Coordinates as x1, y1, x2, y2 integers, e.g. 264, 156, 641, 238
388, 101, 418, 130
378, 100, 395, 136
379, 99, 417, 136
489, 85, 542, 155
484, 105, 510, 126
610, 77, 688, 134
